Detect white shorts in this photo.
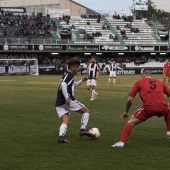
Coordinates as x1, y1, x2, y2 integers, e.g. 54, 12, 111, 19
56, 100, 84, 118
109, 71, 116, 77
87, 79, 97, 86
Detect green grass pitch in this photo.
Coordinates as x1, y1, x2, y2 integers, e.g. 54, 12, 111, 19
0, 74, 170, 170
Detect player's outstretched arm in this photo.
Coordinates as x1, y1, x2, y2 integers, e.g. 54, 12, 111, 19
82, 76, 88, 82
74, 77, 88, 88
117, 66, 123, 70
121, 96, 134, 122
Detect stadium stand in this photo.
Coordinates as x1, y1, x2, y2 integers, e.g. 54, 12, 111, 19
56, 14, 167, 45
0, 12, 57, 44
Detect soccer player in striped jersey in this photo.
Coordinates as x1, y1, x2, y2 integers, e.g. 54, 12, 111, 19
55, 59, 93, 143
108, 60, 122, 85
86, 56, 100, 101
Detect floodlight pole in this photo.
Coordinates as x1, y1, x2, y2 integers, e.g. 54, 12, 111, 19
133, 0, 136, 19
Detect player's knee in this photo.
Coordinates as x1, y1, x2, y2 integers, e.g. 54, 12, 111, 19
86, 108, 90, 113
128, 117, 141, 126
83, 107, 90, 113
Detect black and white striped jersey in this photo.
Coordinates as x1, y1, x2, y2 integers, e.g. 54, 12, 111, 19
109, 63, 122, 72
109, 63, 117, 71
55, 70, 75, 106
87, 63, 100, 79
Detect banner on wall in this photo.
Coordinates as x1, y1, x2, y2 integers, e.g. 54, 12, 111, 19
0, 7, 26, 13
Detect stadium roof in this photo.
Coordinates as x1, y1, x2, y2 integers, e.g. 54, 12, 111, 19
70, 0, 100, 14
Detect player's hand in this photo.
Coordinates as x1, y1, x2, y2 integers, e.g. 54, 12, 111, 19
65, 98, 71, 105
121, 112, 129, 122
82, 77, 88, 82
96, 75, 98, 80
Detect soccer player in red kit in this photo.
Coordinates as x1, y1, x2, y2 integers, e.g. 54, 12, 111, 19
163, 59, 170, 84
112, 69, 170, 148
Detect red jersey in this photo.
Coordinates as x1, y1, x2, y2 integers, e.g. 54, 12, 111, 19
129, 78, 170, 113
164, 62, 170, 73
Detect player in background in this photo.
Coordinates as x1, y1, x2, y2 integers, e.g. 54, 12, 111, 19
108, 60, 122, 85
111, 69, 170, 148
55, 59, 94, 143
163, 58, 170, 84
86, 56, 100, 101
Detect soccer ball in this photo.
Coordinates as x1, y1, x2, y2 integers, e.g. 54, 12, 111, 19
89, 127, 101, 138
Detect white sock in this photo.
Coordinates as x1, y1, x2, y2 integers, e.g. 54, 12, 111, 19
80, 112, 89, 129
167, 131, 170, 136
113, 78, 116, 84
108, 78, 111, 84
92, 90, 96, 99
59, 123, 67, 136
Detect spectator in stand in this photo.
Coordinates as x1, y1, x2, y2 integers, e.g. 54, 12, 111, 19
81, 13, 88, 19
92, 31, 102, 37
87, 20, 90, 25
78, 28, 86, 34
116, 26, 120, 30
97, 18, 100, 23
131, 27, 140, 33
69, 24, 75, 30
120, 30, 128, 40
102, 19, 109, 30
113, 35, 118, 42
113, 12, 121, 19
109, 34, 113, 39
125, 23, 132, 28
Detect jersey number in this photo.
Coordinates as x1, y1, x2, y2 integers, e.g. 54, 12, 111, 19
149, 81, 157, 90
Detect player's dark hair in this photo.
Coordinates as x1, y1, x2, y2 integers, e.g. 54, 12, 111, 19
68, 59, 80, 69
91, 56, 96, 59
142, 69, 152, 76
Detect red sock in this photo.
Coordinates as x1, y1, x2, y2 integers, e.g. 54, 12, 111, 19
163, 78, 166, 83
168, 78, 170, 83
164, 111, 170, 131
120, 123, 133, 143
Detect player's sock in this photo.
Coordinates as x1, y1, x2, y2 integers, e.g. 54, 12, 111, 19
120, 123, 133, 143
92, 90, 95, 99
164, 78, 166, 83
80, 112, 89, 129
93, 89, 97, 95
164, 112, 170, 131
59, 123, 67, 137
113, 78, 116, 84
108, 78, 111, 84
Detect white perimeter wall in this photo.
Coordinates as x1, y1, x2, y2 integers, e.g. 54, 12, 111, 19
152, 0, 170, 12
0, 0, 86, 16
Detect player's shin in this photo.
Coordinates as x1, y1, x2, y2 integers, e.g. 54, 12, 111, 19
120, 123, 133, 143
59, 123, 67, 137
164, 112, 170, 132
113, 78, 116, 84
108, 78, 111, 84
80, 112, 89, 129
92, 90, 95, 99
164, 77, 166, 83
